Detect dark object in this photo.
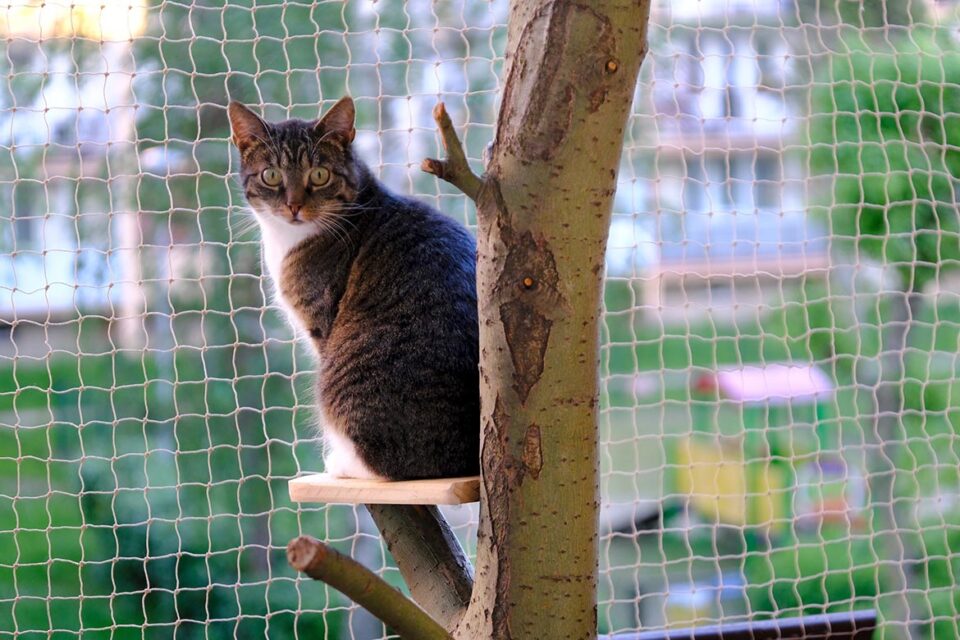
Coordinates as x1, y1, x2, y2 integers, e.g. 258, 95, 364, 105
604, 609, 876, 640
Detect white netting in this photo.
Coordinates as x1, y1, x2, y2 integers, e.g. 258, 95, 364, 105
1, 0, 958, 638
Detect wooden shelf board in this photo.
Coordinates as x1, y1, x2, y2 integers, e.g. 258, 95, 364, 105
288, 473, 480, 505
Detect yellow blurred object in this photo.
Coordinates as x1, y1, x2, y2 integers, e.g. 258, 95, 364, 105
676, 435, 784, 528
0, 0, 146, 41
664, 585, 715, 629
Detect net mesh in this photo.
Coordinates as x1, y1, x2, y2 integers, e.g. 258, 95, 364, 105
2, 0, 958, 637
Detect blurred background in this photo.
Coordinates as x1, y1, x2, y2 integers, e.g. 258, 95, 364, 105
2, 0, 960, 637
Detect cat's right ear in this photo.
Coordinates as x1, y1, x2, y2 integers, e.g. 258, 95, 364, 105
228, 102, 268, 152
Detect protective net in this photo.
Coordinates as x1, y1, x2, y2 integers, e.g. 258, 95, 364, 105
1, 0, 958, 638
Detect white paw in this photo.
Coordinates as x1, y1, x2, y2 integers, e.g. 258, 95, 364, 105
323, 430, 383, 480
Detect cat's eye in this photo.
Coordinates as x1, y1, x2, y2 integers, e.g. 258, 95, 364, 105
261, 168, 283, 187
309, 167, 332, 188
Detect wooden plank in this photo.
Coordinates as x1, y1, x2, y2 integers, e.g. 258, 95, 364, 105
288, 473, 480, 506
603, 609, 877, 640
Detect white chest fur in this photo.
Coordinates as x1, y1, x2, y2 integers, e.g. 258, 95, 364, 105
255, 212, 319, 333
254, 210, 379, 479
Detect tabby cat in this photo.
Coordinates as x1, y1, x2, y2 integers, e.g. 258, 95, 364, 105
228, 97, 479, 480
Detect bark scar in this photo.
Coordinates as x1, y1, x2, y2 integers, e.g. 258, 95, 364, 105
497, 229, 564, 403
482, 395, 513, 638
522, 424, 543, 480
496, 3, 617, 160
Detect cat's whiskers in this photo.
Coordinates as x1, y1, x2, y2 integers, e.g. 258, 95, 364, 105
328, 207, 362, 230
225, 183, 263, 240
333, 201, 380, 218
229, 214, 260, 240
312, 216, 354, 251
327, 220, 357, 250
327, 217, 356, 249
304, 208, 353, 249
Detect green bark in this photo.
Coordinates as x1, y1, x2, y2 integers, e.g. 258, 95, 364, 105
287, 536, 452, 640
367, 504, 474, 631
455, 2, 651, 638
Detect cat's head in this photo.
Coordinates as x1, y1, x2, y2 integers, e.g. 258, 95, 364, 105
228, 97, 361, 225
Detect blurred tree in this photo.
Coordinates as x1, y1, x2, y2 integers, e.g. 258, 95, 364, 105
808, 25, 960, 640
809, 28, 960, 295
799, 0, 929, 29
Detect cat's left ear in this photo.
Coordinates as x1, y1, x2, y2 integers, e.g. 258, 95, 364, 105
315, 96, 356, 144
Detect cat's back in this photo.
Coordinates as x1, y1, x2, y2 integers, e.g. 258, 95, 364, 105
319, 191, 481, 479
344, 193, 476, 315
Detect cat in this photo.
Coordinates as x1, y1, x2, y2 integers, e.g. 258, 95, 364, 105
228, 97, 480, 481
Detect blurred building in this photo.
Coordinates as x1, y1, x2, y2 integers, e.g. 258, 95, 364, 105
0, 3, 144, 351
607, 0, 830, 313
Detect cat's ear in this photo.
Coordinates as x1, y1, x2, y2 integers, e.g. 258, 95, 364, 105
228, 102, 269, 151
315, 97, 356, 144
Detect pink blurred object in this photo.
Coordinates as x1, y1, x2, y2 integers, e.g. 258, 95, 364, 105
700, 364, 834, 404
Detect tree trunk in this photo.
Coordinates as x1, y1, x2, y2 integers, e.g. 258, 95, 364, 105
455, 2, 651, 638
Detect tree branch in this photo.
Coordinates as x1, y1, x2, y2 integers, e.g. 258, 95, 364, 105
287, 535, 452, 640
367, 504, 473, 630
421, 102, 482, 202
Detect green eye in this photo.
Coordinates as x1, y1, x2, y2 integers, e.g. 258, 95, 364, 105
309, 167, 332, 188
261, 168, 283, 187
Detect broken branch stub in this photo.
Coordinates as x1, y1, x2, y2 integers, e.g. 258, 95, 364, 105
421, 102, 482, 202
287, 535, 452, 640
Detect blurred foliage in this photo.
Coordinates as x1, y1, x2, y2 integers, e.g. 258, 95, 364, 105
808, 27, 960, 293
914, 510, 960, 639
603, 276, 960, 638
798, 0, 929, 29
0, 335, 348, 637
803, 29, 960, 633
744, 529, 879, 619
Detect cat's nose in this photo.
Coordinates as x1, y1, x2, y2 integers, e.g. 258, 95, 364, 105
288, 203, 302, 219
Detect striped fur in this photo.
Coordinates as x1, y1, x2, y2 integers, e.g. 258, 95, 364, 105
229, 98, 479, 480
